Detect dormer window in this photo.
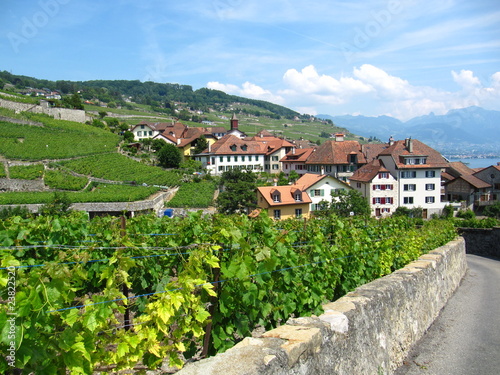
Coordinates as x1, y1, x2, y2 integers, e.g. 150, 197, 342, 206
272, 193, 281, 203
241, 145, 248, 151
230, 144, 237, 152
294, 192, 302, 201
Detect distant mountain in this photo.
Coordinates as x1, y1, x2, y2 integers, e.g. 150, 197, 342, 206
318, 107, 500, 151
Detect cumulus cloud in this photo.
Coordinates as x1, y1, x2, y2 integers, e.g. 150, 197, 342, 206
452, 69, 481, 89
207, 81, 285, 105
208, 65, 500, 121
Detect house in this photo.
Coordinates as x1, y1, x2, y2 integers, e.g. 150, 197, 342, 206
194, 134, 267, 174
472, 164, 500, 208
377, 138, 448, 218
249, 130, 295, 173
281, 148, 316, 176
304, 134, 367, 181
350, 159, 399, 217
256, 185, 312, 220
295, 173, 352, 212
131, 121, 173, 140
444, 174, 491, 208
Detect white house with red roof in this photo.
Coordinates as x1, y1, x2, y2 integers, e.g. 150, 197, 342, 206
350, 159, 399, 217
295, 173, 352, 212
377, 138, 448, 217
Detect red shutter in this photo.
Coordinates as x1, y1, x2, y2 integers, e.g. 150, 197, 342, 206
381, 185, 386, 190
372, 198, 376, 204
381, 198, 386, 204
373, 185, 376, 190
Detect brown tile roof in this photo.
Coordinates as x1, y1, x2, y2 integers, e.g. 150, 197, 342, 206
378, 139, 448, 169
362, 143, 390, 162
306, 140, 367, 165
257, 185, 312, 207
295, 173, 329, 189
441, 172, 455, 182
204, 134, 266, 155
280, 148, 315, 163
350, 159, 389, 182
445, 174, 491, 189
446, 161, 475, 177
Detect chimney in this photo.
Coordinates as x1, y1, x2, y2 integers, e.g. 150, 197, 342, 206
335, 133, 345, 142
389, 136, 394, 146
408, 138, 413, 153
292, 148, 295, 155
230, 113, 238, 130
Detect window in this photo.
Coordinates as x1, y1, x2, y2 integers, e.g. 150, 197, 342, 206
386, 197, 393, 204
401, 171, 417, 178
404, 197, 414, 204
255, 156, 259, 161
140, 125, 145, 129
373, 184, 382, 190
241, 156, 245, 162
373, 197, 382, 204
241, 145, 248, 151
379, 172, 389, 179
272, 193, 281, 203
404, 184, 416, 191
385, 184, 393, 190
218, 166, 224, 172
211, 157, 215, 165
137, 131, 142, 136
425, 196, 435, 204
381, 208, 391, 213
310, 189, 324, 197
274, 210, 281, 220
356, 182, 362, 188
425, 171, 436, 178
219, 157, 224, 162
272, 164, 279, 170
312, 203, 326, 211
425, 183, 435, 191
295, 208, 302, 218
149, 131, 153, 136
272, 156, 279, 161
325, 166, 332, 173
294, 193, 302, 201
234, 156, 238, 162
248, 156, 252, 161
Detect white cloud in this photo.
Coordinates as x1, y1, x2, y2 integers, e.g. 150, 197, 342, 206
209, 65, 500, 121
207, 81, 285, 104
452, 69, 481, 89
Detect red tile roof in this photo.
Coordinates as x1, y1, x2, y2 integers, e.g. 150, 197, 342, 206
204, 134, 266, 155
280, 148, 315, 163
306, 140, 367, 165
378, 139, 448, 169
350, 159, 390, 182
257, 185, 312, 207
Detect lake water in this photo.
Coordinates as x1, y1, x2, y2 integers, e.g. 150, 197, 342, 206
447, 158, 500, 169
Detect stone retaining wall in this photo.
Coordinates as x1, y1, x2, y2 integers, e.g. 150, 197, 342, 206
177, 237, 467, 375
458, 226, 500, 258
0, 98, 88, 123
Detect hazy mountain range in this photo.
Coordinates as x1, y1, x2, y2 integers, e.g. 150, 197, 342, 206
317, 106, 500, 155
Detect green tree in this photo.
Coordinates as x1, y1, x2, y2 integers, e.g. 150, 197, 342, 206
123, 131, 135, 143
98, 111, 108, 119
288, 170, 299, 184
193, 135, 209, 154
152, 139, 167, 152
317, 189, 370, 217
216, 169, 257, 214
157, 143, 182, 168
483, 202, 500, 219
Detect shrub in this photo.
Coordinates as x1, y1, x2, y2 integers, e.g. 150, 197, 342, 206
456, 209, 475, 220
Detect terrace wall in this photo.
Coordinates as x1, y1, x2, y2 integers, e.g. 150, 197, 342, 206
176, 237, 467, 375
0, 98, 89, 123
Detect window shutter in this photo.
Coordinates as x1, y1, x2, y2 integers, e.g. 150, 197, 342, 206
381, 198, 386, 204
373, 185, 376, 190
381, 185, 386, 190
320, 189, 324, 196
373, 198, 376, 204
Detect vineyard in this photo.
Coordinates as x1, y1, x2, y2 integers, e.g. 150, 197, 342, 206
55, 153, 183, 187
0, 212, 457, 374
0, 114, 119, 160
167, 181, 217, 208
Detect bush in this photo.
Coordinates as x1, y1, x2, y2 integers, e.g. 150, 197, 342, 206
456, 209, 475, 219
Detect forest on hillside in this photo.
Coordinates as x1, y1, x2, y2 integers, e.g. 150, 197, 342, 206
0, 70, 299, 118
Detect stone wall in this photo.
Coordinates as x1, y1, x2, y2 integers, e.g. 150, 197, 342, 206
0, 98, 88, 123
458, 227, 500, 258
177, 238, 467, 375
0, 178, 46, 192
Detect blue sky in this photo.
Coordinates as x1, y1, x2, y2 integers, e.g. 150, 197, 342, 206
1, 0, 499, 120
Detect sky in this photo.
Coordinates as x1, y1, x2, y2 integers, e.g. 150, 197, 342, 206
1, 0, 499, 120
